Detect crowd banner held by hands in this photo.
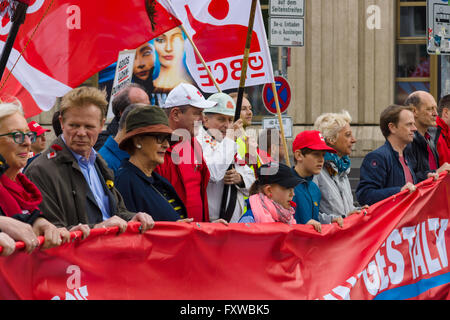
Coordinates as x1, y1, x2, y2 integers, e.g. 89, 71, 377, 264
0, 0, 181, 118
0, 174, 448, 300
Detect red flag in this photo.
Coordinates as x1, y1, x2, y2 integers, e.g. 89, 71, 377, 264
0, 0, 181, 118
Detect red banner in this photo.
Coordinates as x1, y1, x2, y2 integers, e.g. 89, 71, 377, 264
0, 174, 449, 300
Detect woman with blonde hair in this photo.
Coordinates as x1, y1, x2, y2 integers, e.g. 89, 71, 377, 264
0, 100, 87, 254
313, 110, 367, 222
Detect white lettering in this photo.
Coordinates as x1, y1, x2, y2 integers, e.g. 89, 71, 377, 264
66, 5, 81, 30
375, 248, 389, 291
66, 265, 81, 290
366, 5, 381, 30
362, 261, 380, 296
386, 229, 405, 285
422, 221, 442, 274
436, 219, 449, 268
412, 224, 428, 278
402, 226, 417, 279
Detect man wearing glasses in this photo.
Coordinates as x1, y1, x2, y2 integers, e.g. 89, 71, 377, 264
25, 87, 155, 234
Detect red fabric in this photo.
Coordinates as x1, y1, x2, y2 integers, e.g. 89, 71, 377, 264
0, 173, 42, 217
0, 174, 448, 300
154, 138, 210, 222
399, 156, 414, 184
0, 0, 181, 118
436, 117, 450, 166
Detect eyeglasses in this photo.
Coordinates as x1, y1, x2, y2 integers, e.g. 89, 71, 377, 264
143, 133, 171, 144
0, 131, 37, 144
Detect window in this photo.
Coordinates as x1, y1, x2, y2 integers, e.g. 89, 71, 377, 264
395, 0, 438, 105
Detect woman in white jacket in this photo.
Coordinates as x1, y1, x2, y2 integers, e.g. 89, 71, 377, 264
313, 110, 367, 223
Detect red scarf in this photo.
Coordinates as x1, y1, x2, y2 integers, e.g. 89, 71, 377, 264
0, 173, 42, 217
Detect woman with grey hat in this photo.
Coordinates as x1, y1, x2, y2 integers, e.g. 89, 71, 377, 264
115, 105, 190, 222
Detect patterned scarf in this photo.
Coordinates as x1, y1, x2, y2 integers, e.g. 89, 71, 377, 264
0, 173, 42, 217
324, 152, 351, 174
249, 193, 296, 225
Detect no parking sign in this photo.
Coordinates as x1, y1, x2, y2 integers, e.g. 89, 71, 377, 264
262, 76, 291, 114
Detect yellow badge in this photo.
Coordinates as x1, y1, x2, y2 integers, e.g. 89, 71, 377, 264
106, 180, 114, 189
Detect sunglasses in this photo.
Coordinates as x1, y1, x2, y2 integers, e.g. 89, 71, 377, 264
143, 133, 171, 144
0, 131, 37, 144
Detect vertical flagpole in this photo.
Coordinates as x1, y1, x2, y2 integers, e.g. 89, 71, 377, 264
180, 24, 222, 93
234, 0, 258, 122
0, 1, 29, 80
271, 82, 291, 166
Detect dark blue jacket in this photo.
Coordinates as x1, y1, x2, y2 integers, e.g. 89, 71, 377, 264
356, 141, 417, 206
115, 160, 186, 221
291, 168, 321, 224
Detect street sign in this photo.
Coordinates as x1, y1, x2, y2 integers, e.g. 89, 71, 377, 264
269, 17, 304, 47
427, 0, 450, 55
106, 49, 136, 119
262, 116, 293, 138
268, 0, 305, 47
262, 76, 291, 114
269, 0, 305, 17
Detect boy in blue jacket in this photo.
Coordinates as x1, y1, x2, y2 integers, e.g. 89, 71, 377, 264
291, 130, 341, 233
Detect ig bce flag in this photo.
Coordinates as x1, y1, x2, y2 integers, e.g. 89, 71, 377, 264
0, 0, 181, 118
171, 0, 275, 93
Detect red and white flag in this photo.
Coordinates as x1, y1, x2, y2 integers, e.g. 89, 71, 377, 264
0, 0, 181, 118
171, 0, 275, 93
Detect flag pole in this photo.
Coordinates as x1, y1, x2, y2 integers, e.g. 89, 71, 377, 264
271, 82, 291, 166
0, 1, 29, 80
234, 0, 258, 122
180, 24, 222, 93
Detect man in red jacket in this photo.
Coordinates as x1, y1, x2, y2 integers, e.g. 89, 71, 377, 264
155, 83, 223, 223
437, 95, 450, 166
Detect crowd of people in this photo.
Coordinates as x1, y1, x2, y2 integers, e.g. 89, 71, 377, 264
0, 81, 448, 257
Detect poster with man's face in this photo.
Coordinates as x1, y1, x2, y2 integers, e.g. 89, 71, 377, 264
99, 26, 194, 107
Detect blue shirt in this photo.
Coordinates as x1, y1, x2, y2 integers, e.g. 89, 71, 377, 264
62, 135, 111, 221
98, 135, 129, 175
291, 168, 321, 224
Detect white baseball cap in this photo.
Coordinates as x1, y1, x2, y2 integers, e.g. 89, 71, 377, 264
162, 83, 217, 109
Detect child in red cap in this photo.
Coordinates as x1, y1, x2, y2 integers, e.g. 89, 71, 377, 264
291, 130, 343, 233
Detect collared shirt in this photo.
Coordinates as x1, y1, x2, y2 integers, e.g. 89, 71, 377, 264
62, 135, 111, 221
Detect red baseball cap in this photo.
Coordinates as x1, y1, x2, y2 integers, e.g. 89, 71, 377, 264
293, 130, 337, 153
28, 121, 50, 137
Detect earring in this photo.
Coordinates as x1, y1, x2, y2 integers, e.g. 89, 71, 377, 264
136, 144, 142, 149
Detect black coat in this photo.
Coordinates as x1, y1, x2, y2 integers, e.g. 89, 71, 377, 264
409, 128, 440, 182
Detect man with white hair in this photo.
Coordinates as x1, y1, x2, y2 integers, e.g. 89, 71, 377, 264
198, 93, 255, 223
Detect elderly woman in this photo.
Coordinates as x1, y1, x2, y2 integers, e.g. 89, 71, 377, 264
313, 110, 367, 222
0, 101, 87, 254
115, 105, 190, 222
